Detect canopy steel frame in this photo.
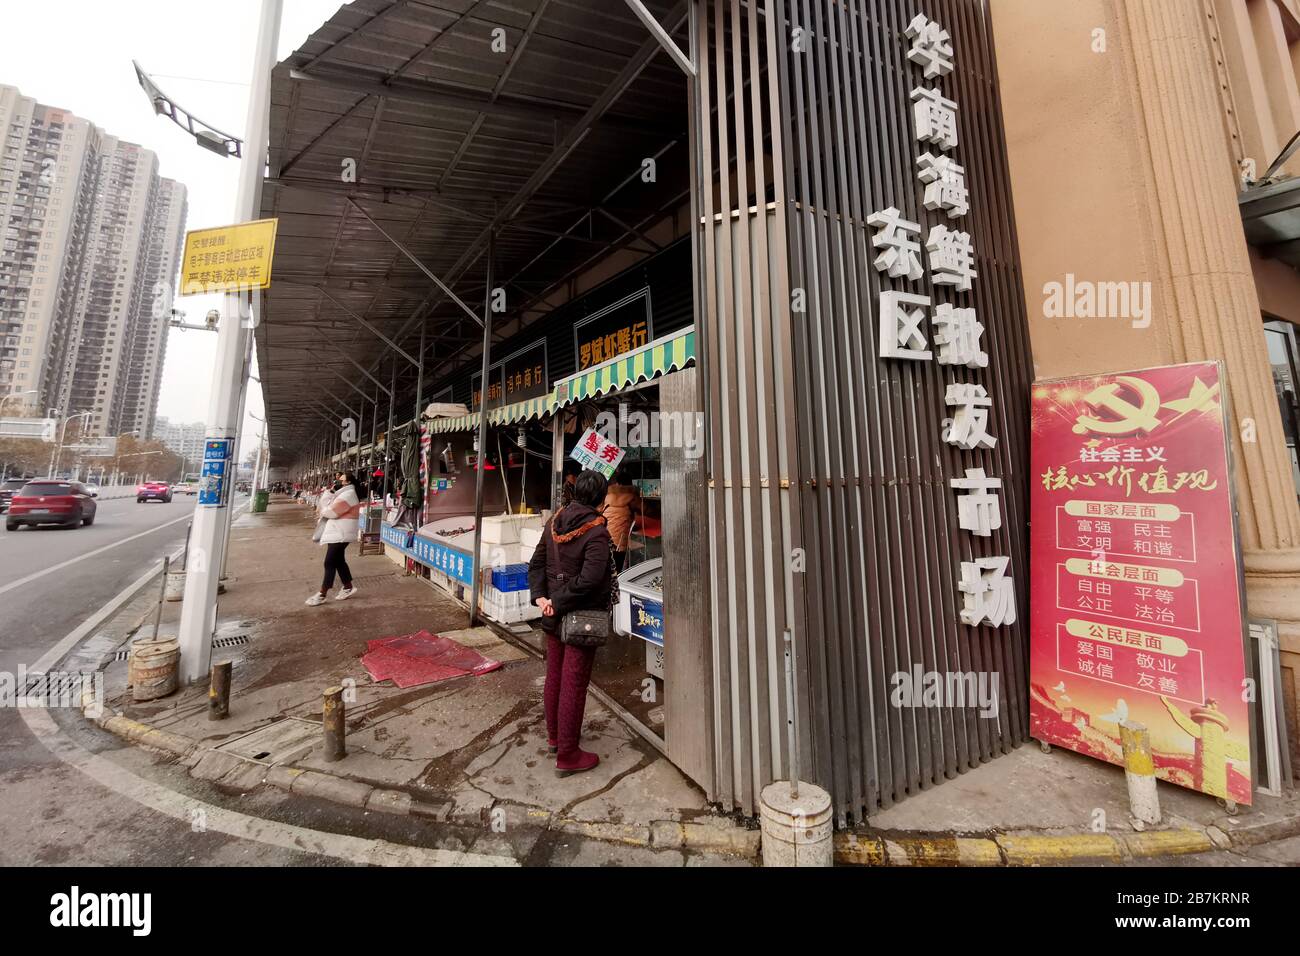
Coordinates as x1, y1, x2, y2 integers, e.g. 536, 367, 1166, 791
347, 197, 483, 327
624, 0, 696, 77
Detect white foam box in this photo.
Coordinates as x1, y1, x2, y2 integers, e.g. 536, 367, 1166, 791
481, 514, 521, 544
478, 541, 522, 566
482, 513, 546, 545
519, 525, 544, 553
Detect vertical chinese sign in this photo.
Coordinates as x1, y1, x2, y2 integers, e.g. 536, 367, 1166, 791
871, 14, 1017, 630
1030, 361, 1252, 804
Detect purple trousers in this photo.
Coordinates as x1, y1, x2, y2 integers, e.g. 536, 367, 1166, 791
544, 633, 596, 756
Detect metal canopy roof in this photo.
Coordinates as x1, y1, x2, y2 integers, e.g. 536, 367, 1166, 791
1240, 176, 1300, 271
256, 0, 689, 465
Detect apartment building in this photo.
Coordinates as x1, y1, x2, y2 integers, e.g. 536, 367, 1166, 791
0, 84, 186, 439
153, 415, 205, 472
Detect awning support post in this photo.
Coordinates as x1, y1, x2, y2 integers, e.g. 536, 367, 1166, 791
384, 356, 396, 506
469, 231, 495, 627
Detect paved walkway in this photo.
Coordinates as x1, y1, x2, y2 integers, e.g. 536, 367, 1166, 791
90, 497, 756, 863
81, 496, 1299, 866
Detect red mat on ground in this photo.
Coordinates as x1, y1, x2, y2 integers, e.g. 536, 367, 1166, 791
361, 630, 502, 688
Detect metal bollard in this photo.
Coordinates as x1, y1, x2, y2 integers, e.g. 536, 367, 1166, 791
322, 686, 346, 762
208, 661, 232, 720
1120, 720, 1161, 828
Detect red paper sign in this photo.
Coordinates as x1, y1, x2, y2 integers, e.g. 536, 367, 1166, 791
1029, 361, 1252, 804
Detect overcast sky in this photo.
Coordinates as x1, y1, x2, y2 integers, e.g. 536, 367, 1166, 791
4, 0, 346, 457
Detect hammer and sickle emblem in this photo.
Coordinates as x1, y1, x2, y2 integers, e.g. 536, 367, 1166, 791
1072, 376, 1162, 436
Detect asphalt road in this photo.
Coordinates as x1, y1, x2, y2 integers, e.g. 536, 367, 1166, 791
0, 490, 340, 867
0, 490, 198, 671
0, 491, 528, 866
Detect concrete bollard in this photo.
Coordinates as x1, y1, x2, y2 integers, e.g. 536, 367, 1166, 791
760, 780, 834, 867
1120, 720, 1160, 828
208, 661, 231, 720
322, 686, 346, 762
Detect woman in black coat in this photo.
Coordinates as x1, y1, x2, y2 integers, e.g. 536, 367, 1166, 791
528, 469, 614, 776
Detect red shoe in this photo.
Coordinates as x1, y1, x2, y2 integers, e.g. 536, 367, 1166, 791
555, 748, 599, 777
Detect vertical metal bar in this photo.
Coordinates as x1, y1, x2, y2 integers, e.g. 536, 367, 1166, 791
384, 356, 396, 506
152, 555, 170, 642
727, 0, 765, 809
469, 233, 495, 627
784, 629, 800, 797
696, 0, 735, 812
767, 0, 820, 814
413, 323, 426, 524
369, 386, 379, 493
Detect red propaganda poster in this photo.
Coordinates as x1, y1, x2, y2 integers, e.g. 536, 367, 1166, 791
1029, 361, 1253, 805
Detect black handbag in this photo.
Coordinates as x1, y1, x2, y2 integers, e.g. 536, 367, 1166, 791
547, 514, 617, 648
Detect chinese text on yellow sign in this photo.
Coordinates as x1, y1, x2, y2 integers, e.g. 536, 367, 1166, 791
180, 218, 279, 296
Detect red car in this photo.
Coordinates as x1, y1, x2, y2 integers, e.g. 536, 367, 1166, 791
137, 481, 173, 503
5, 479, 97, 530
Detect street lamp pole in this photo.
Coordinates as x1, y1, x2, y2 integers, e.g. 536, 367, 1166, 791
47, 411, 91, 478
177, 0, 282, 685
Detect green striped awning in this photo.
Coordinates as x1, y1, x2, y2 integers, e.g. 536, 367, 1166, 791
488, 390, 559, 426
554, 328, 696, 409
427, 413, 480, 434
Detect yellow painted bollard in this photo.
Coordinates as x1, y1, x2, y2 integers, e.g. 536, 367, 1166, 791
208, 661, 231, 720
1120, 720, 1160, 828
322, 686, 346, 762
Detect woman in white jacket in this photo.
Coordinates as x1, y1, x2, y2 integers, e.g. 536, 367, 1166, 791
306, 470, 362, 606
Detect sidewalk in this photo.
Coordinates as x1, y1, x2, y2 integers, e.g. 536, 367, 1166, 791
88, 496, 758, 865
80, 496, 1299, 866
835, 740, 1300, 865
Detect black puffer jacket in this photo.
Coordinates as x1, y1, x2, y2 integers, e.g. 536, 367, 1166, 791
528, 503, 614, 634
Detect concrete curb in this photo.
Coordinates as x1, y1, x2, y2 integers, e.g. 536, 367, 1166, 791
85, 697, 1298, 865
86, 696, 763, 857
832, 813, 1300, 866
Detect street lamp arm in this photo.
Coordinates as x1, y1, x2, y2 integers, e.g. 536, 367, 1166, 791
133, 61, 243, 158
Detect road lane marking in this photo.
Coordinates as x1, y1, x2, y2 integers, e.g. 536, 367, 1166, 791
0, 510, 194, 598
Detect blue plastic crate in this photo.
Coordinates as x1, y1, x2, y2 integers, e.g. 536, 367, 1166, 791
492, 564, 530, 592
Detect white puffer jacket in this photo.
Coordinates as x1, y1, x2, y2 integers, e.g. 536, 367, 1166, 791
318, 483, 361, 544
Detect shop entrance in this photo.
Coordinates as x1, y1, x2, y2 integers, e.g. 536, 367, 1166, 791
544, 332, 710, 786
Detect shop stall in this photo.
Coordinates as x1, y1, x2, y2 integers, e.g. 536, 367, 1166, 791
548, 326, 696, 739
381, 394, 559, 627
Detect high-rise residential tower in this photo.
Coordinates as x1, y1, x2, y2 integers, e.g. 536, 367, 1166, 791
0, 84, 186, 439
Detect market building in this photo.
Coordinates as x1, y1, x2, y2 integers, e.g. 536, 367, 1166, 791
992, 0, 1300, 780
255, 0, 1299, 824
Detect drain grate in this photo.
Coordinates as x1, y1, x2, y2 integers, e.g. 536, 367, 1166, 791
353, 572, 398, 584
113, 649, 131, 662
23, 672, 86, 697
214, 717, 318, 764
211, 634, 250, 649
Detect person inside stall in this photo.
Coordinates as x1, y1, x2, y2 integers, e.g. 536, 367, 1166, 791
528, 470, 615, 777
600, 466, 641, 573
560, 459, 581, 507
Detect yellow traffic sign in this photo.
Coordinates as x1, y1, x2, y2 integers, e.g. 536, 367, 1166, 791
180, 218, 279, 296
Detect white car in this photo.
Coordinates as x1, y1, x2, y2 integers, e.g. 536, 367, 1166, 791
172, 481, 195, 495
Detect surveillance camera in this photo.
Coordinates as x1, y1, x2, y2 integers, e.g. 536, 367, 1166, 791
205, 310, 219, 330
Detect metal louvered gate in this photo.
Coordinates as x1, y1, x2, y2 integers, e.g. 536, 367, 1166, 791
685, 0, 1034, 824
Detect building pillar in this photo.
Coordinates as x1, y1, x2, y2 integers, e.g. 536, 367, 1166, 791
993, 0, 1300, 770
1113, 0, 1300, 694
